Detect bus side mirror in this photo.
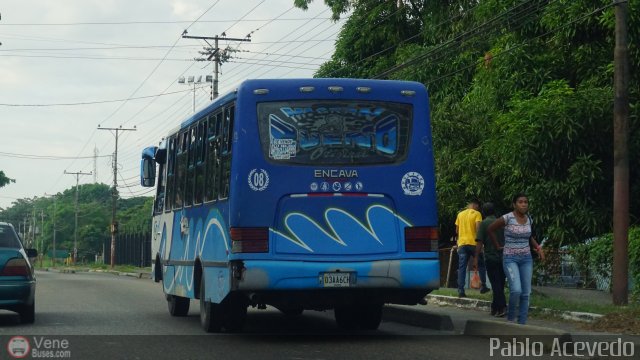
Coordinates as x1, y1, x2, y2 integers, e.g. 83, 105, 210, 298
140, 157, 156, 187
141, 146, 158, 187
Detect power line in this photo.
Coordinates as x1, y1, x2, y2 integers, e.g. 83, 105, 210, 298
423, 2, 614, 86
0, 151, 110, 160
0, 53, 193, 61
373, 0, 550, 79
0, 17, 332, 26
0, 88, 194, 107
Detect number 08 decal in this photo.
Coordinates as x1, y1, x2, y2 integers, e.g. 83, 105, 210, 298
248, 168, 270, 191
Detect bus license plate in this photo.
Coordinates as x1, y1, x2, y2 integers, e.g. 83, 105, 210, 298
322, 272, 352, 287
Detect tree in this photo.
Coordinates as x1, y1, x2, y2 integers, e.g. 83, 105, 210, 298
298, 0, 640, 246
0, 170, 15, 188
0, 182, 154, 258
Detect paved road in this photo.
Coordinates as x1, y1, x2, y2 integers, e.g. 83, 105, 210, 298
0, 271, 527, 360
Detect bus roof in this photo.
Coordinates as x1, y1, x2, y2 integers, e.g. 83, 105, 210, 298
178, 78, 427, 131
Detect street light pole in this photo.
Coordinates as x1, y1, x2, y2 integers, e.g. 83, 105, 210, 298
178, 75, 212, 113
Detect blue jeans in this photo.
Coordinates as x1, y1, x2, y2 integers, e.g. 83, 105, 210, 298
503, 255, 533, 324
457, 245, 486, 294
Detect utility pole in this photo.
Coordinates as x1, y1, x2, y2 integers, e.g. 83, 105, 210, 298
93, 146, 99, 183
65, 170, 92, 264
40, 210, 44, 268
31, 209, 35, 249
45, 193, 57, 268
98, 125, 136, 269
182, 32, 251, 99
612, 0, 630, 306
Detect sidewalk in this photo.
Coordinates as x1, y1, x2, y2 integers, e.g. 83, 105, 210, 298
427, 288, 610, 323
383, 295, 640, 353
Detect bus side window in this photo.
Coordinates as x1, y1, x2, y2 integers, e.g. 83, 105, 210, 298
204, 112, 220, 202
194, 119, 207, 205
154, 161, 166, 214
185, 126, 197, 207
220, 105, 234, 199
165, 136, 176, 211
174, 131, 188, 209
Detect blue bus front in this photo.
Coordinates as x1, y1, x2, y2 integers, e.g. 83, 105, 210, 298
227, 79, 439, 314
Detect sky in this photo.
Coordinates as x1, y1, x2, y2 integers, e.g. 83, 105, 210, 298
0, 0, 346, 209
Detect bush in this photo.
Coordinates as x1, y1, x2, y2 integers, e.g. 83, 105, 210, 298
570, 227, 640, 301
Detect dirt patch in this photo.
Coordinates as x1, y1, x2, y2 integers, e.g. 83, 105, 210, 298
580, 308, 640, 335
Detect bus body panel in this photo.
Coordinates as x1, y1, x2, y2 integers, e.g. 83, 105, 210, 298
238, 259, 440, 290
271, 195, 403, 257
160, 205, 232, 300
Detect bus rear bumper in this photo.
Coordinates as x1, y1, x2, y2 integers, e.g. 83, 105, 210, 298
236, 259, 440, 291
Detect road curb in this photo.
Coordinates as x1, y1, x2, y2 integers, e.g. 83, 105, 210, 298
383, 305, 455, 331
41, 268, 151, 279
427, 294, 603, 323
43, 267, 76, 274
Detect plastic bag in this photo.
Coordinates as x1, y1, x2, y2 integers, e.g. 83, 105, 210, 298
470, 271, 481, 289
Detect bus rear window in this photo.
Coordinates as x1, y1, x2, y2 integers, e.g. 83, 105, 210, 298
257, 101, 411, 165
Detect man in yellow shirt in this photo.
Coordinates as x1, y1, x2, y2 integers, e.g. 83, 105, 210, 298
454, 199, 486, 297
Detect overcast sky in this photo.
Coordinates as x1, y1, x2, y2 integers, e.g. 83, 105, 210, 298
0, 0, 345, 209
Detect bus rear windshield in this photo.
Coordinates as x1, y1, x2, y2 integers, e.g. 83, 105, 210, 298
257, 101, 411, 165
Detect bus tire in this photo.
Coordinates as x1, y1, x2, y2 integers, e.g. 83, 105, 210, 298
357, 303, 383, 330
199, 276, 222, 333
334, 306, 358, 330
154, 258, 163, 283
221, 293, 247, 333
167, 295, 190, 317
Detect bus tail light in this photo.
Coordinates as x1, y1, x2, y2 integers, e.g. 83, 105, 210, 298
231, 227, 269, 253
405, 226, 439, 252
1, 258, 31, 277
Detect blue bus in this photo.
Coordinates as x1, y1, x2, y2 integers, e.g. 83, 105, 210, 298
140, 78, 439, 332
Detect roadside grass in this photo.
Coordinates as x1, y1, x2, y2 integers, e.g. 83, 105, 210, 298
430, 287, 637, 315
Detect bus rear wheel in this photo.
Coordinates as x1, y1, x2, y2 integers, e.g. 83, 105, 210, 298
199, 276, 222, 332
167, 295, 190, 317
334, 306, 358, 330
220, 293, 247, 332
358, 303, 383, 330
